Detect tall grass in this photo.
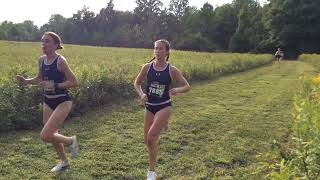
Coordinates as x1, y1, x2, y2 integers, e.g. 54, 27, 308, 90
0, 40, 273, 131
298, 54, 320, 71
268, 55, 320, 179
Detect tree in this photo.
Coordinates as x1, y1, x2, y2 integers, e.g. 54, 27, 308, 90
210, 4, 238, 50
96, 0, 116, 32
41, 14, 67, 37
195, 3, 218, 50
134, 0, 163, 47
1, 0, 319, 55
0, 21, 14, 40
69, 6, 96, 44
265, 0, 320, 57
134, 0, 163, 24
19, 20, 39, 40
0, 20, 39, 41
169, 0, 189, 20
229, 0, 263, 52
198, 3, 215, 36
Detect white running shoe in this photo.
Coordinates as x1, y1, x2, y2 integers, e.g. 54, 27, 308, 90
51, 161, 69, 172
70, 135, 79, 159
147, 170, 157, 180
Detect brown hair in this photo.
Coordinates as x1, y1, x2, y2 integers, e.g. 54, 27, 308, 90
43, 32, 64, 50
149, 39, 171, 62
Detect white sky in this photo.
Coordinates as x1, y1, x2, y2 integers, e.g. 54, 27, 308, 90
0, 0, 267, 27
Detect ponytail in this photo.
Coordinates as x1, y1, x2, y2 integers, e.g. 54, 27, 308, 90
148, 57, 156, 63
148, 54, 169, 63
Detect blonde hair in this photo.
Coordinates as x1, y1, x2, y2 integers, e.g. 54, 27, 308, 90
43, 32, 64, 50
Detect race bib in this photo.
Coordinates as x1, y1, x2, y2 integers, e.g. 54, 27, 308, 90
44, 80, 55, 94
148, 82, 165, 98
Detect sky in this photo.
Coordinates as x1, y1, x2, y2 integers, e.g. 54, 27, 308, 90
0, 0, 267, 27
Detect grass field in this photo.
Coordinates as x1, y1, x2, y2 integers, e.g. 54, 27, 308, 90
0, 61, 314, 179
0, 40, 273, 130
266, 54, 320, 179
298, 54, 320, 72
0, 40, 272, 77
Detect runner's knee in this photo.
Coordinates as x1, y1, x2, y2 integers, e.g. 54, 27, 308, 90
40, 131, 54, 142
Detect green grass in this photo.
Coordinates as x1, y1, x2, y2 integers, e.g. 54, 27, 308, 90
0, 40, 272, 77
0, 40, 273, 130
0, 61, 314, 179
298, 53, 320, 73
267, 55, 320, 179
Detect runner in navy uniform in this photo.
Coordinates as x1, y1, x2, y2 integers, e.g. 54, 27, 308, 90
145, 59, 172, 114
16, 32, 79, 172
134, 39, 191, 179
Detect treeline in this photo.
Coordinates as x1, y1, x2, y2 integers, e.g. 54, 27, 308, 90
0, 0, 319, 58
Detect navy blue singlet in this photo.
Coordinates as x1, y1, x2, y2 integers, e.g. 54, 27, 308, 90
41, 55, 68, 95
146, 62, 172, 105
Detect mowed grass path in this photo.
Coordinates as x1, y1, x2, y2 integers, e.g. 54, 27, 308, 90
0, 61, 313, 179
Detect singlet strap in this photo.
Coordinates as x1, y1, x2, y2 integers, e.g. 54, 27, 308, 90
44, 55, 60, 66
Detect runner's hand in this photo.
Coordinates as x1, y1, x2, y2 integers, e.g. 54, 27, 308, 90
140, 93, 148, 104
169, 88, 178, 96
39, 81, 54, 89
16, 75, 26, 85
